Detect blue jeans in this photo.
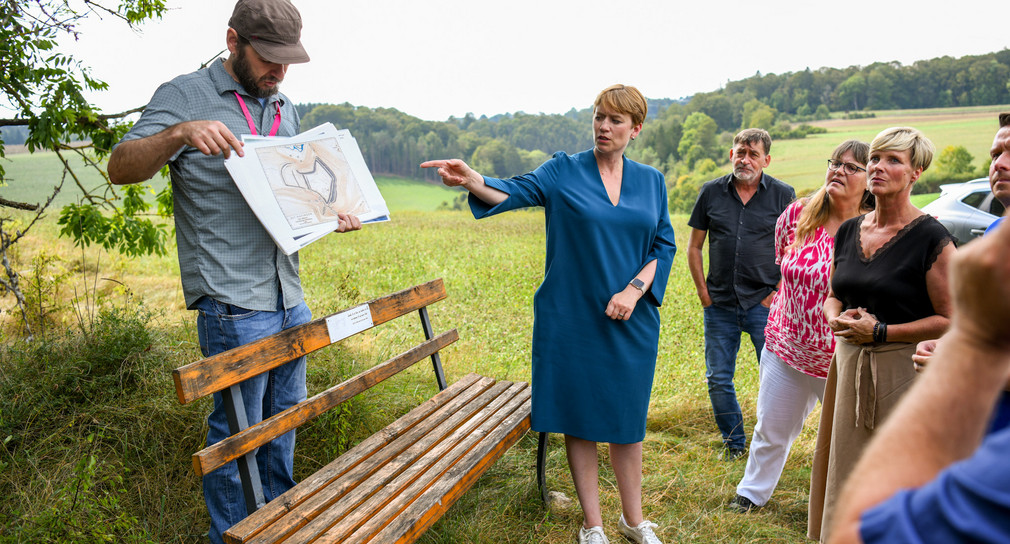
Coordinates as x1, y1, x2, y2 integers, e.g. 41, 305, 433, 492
703, 303, 769, 450
195, 295, 311, 544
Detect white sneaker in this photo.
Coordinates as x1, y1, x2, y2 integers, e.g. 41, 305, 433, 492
578, 525, 610, 544
618, 515, 662, 544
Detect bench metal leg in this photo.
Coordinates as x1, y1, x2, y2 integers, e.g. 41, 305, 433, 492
418, 307, 447, 391
537, 431, 549, 504
223, 384, 266, 514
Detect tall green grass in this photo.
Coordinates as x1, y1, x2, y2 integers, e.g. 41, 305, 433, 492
1, 210, 807, 542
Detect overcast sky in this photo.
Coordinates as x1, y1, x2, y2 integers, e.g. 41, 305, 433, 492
63, 0, 1008, 122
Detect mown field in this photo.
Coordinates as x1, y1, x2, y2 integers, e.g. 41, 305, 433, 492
2, 105, 1003, 542
771, 103, 1004, 193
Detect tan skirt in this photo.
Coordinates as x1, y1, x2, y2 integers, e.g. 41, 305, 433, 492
807, 340, 917, 542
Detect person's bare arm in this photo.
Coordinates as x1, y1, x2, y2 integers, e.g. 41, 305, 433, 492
108, 120, 244, 185
829, 216, 1010, 543
687, 228, 711, 307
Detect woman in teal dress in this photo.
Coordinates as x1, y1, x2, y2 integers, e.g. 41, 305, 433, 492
422, 84, 676, 544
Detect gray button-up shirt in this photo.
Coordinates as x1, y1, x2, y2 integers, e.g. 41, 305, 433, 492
688, 172, 795, 309
120, 59, 303, 311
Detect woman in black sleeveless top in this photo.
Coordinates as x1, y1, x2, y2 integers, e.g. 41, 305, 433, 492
808, 127, 955, 542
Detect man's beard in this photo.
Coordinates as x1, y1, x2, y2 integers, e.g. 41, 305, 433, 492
733, 165, 757, 183
234, 47, 281, 99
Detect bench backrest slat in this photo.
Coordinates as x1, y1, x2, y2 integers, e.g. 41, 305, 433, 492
173, 279, 447, 405
193, 329, 459, 477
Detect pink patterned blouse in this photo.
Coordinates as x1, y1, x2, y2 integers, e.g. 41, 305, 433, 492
763, 200, 836, 378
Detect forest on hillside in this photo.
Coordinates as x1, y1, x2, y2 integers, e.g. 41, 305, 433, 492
287, 49, 1010, 212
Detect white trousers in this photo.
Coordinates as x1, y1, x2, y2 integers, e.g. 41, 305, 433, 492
736, 347, 826, 506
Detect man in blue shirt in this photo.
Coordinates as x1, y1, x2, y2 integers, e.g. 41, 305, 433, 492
829, 126, 1010, 542
687, 128, 795, 460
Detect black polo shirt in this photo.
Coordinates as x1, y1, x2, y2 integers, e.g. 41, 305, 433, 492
688, 172, 795, 309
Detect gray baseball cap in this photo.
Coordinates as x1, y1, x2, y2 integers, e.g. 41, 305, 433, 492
228, 0, 310, 64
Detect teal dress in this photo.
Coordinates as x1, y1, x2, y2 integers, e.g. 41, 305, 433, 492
471, 150, 677, 443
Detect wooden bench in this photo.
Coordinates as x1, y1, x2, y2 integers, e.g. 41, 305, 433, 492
171, 279, 534, 543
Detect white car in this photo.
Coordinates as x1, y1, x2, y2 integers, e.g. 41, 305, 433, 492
922, 178, 1005, 245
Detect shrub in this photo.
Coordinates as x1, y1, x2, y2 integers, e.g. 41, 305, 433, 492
0, 303, 174, 542
3, 435, 158, 544
936, 145, 975, 176
769, 122, 828, 141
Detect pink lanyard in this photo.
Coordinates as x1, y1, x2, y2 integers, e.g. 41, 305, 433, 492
234, 92, 281, 137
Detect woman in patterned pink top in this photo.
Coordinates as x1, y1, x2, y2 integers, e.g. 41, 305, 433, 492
729, 140, 872, 513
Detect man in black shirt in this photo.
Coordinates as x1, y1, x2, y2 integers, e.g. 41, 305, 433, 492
687, 128, 795, 460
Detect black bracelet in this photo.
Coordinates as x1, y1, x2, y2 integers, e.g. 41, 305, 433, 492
873, 321, 887, 343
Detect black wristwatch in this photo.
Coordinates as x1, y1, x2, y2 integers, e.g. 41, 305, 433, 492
629, 278, 646, 294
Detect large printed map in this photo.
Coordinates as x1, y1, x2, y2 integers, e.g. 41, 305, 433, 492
224, 123, 389, 254
256, 137, 371, 229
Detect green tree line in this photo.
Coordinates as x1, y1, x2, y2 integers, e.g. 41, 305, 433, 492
694, 49, 1010, 129
296, 98, 680, 179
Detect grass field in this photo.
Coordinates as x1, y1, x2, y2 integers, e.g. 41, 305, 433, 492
1, 150, 457, 212
374, 176, 460, 212
1, 104, 999, 542
1, 150, 130, 209
910, 192, 941, 208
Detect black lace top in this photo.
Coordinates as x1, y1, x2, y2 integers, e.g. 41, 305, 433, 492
831, 213, 953, 325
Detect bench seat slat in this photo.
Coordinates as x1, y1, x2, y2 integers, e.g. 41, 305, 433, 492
285, 382, 529, 544
224, 373, 493, 544
378, 398, 530, 544
337, 384, 531, 544
195, 330, 459, 477
174, 279, 447, 404
244, 379, 517, 544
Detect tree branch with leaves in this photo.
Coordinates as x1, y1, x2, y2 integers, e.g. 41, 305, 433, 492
0, 0, 170, 334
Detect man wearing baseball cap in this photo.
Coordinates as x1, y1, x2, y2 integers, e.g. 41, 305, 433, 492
108, 2, 360, 542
